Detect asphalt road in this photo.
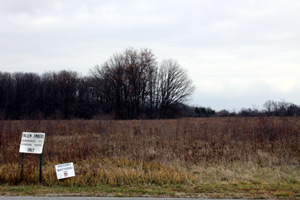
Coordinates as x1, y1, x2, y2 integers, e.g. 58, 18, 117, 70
0, 198, 214, 200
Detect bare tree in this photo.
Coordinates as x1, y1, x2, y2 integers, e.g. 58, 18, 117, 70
90, 48, 158, 119
157, 59, 195, 118
263, 100, 275, 116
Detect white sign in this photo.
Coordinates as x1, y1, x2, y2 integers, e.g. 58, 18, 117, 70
19, 132, 45, 154
55, 162, 76, 179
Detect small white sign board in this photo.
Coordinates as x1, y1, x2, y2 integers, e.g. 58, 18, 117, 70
19, 132, 45, 154
55, 162, 75, 179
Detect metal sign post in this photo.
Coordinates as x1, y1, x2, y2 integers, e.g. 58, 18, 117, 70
20, 153, 24, 182
39, 154, 43, 183
19, 132, 45, 183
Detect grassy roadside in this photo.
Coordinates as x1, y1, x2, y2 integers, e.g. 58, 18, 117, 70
1, 158, 299, 199
1, 182, 300, 199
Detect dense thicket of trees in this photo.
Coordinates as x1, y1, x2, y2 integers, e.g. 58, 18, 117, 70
90, 49, 194, 119
0, 71, 83, 119
0, 48, 195, 120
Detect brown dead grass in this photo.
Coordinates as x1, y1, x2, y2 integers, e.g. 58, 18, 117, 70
0, 117, 299, 165
0, 117, 299, 198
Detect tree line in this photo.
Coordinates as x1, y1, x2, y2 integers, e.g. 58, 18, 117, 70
193, 100, 300, 117
0, 48, 195, 120
1, 48, 299, 120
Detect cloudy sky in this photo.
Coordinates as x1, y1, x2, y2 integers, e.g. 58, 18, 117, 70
0, 0, 300, 111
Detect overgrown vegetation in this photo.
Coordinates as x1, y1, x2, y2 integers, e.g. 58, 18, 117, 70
0, 117, 299, 198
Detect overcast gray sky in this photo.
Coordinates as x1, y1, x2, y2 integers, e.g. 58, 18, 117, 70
0, 0, 300, 111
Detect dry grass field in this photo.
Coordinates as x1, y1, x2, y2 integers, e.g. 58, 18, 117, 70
0, 117, 299, 198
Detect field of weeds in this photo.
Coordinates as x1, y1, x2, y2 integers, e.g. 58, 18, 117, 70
0, 117, 299, 198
